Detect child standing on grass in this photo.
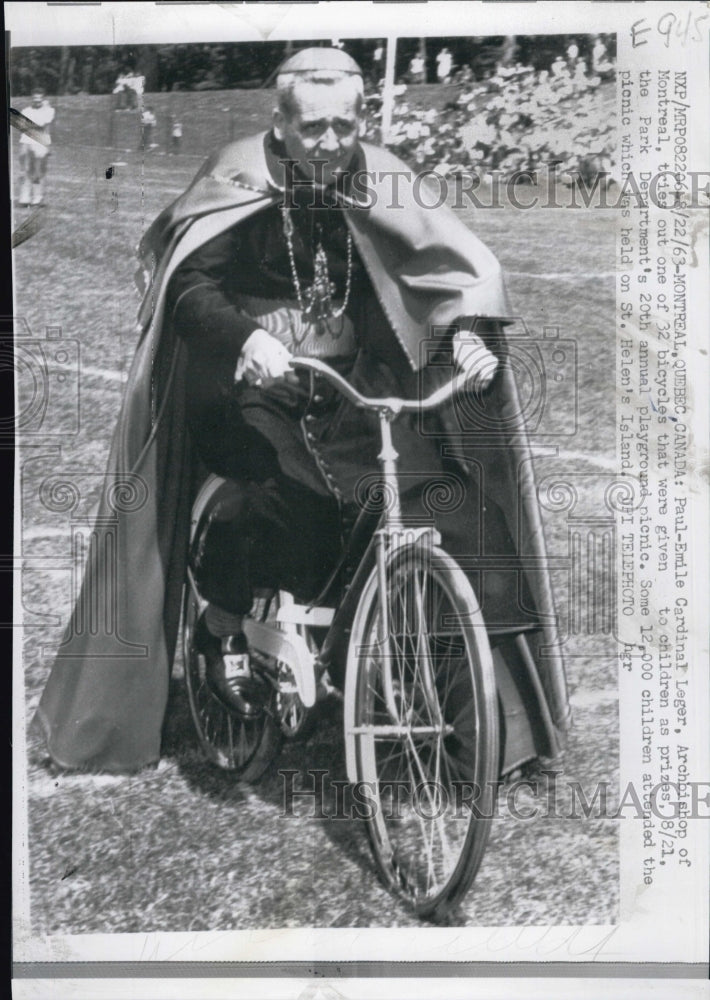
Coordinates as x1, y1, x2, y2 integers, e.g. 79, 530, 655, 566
18, 90, 55, 207
139, 106, 157, 151
170, 116, 183, 154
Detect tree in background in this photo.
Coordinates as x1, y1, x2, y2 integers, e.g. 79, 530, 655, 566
10, 36, 616, 97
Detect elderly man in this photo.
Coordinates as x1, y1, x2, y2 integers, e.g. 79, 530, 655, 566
37, 48, 567, 772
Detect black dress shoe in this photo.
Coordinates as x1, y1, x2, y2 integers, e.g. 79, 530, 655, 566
194, 615, 267, 718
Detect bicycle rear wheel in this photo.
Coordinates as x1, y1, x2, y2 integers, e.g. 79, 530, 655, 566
183, 584, 281, 780
346, 543, 499, 920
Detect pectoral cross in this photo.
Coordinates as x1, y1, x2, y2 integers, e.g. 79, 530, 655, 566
302, 244, 338, 327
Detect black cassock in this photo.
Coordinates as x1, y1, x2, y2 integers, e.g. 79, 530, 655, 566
168, 190, 538, 629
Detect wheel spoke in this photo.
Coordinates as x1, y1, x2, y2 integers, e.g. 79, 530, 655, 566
351, 548, 498, 917
225, 712, 235, 766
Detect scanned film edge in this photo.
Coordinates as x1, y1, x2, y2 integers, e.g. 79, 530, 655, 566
6, 0, 706, 980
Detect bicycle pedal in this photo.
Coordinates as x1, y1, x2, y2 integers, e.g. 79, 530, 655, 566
223, 653, 251, 681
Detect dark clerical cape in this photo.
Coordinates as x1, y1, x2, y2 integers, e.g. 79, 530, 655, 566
36, 133, 570, 772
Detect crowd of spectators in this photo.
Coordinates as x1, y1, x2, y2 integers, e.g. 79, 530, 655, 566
366, 38, 616, 181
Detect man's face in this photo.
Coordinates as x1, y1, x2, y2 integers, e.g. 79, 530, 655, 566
274, 79, 364, 187
31, 92, 44, 108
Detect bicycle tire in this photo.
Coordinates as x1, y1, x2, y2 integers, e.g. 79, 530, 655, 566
183, 585, 281, 780
345, 542, 499, 921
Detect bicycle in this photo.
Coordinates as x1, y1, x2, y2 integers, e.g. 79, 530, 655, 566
183, 356, 506, 920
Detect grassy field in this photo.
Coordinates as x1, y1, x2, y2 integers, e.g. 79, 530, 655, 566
15, 89, 619, 935
13, 84, 470, 155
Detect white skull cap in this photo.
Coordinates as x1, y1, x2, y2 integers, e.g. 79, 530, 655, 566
277, 47, 363, 76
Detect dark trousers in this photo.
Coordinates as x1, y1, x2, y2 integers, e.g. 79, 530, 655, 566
192, 472, 539, 630
193, 475, 343, 615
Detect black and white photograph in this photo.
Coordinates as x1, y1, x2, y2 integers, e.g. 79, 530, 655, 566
9, 1, 709, 995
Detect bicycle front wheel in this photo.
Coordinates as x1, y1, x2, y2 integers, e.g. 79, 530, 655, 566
346, 543, 499, 921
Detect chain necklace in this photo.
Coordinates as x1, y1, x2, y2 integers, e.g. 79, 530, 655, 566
281, 204, 353, 325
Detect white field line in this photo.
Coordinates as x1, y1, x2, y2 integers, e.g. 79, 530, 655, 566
553, 450, 618, 472
569, 687, 618, 709
76, 363, 128, 383
506, 270, 617, 280
17, 353, 130, 385
56, 143, 205, 159
19, 526, 77, 541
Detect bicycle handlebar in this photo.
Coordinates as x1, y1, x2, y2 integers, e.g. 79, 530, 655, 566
291, 357, 481, 416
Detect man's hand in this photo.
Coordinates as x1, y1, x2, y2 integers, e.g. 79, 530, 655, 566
234, 328, 298, 387
452, 331, 499, 392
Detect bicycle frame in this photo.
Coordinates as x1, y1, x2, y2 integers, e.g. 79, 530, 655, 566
288, 358, 564, 777
188, 357, 466, 719
290, 356, 486, 731
187, 353, 565, 776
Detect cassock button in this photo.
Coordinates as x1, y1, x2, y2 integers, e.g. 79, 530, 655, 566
313, 394, 324, 404
305, 414, 316, 423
